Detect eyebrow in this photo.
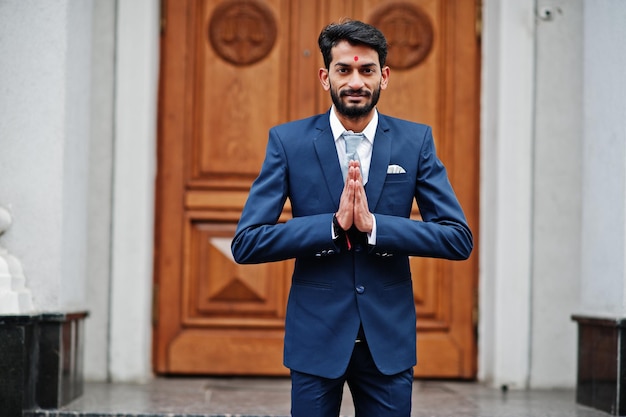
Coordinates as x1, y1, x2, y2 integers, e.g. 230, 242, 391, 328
334, 62, 377, 69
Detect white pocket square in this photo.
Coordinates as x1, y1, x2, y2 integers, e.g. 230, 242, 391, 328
387, 164, 406, 174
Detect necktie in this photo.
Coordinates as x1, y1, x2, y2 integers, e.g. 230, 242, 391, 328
342, 132, 364, 182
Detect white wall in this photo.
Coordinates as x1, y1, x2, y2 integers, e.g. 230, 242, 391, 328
62, 0, 93, 310
107, 0, 160, 382
580, 1, 626, 316
0, 0, 92, 312
85, 0, 117, 381
83, 0, 161, 382
0, 0, 158, 382
479, 0, 535, 389
481, 0, 626, 389
530, 0, 583, 388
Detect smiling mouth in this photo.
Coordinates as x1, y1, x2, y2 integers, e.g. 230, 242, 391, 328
341, 89, 370, 98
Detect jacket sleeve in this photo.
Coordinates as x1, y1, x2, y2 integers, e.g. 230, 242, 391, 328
231, 129, 335, 264
373, 128, 473, 260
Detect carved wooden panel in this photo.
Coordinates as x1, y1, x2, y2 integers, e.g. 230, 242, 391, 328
208, 0, 277, 66
370, 2, 434, 70
190, 0, 288, 190
183, 220, 290, 327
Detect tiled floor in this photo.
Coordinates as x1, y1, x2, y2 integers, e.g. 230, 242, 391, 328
29, 377, 610, 417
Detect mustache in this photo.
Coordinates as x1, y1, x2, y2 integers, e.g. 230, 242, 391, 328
340, 89, 371, 97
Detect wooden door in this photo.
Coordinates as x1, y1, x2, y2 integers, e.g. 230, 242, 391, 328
154, 0, 480, 378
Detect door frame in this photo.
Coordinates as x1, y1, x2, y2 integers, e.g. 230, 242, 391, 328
152, 0, 481, 378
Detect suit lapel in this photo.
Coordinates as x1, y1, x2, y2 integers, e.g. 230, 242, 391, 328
311, 112, 392, 211
366, 115, 391, 211
313, 114, 343, 208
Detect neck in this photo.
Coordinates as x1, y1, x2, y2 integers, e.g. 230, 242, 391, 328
337, 111, 374, 133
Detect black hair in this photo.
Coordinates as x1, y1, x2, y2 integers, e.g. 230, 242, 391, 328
318, 19, 388, 69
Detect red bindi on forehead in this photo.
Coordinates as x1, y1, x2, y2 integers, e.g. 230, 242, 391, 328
354, 56, 359, 62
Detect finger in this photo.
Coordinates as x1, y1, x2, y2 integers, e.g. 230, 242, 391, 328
354, 180, 366, 207
343, 171, 351, 190
336, 180, 355, 229
351, 162, 363, 184
349, 164, 361, 183
353, 180, 372, 231
348, 179, 356, 201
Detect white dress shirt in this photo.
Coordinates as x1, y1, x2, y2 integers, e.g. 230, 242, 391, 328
329, 106, 378, 185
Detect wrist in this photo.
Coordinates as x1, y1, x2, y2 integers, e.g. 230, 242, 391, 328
332, 213, 344, 235
333, 213, 352, 251
365, 214, 374, 233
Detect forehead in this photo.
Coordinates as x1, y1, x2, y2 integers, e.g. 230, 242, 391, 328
330, 40, 379, 64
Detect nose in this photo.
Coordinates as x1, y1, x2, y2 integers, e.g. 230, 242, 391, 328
347, 70, 364, 90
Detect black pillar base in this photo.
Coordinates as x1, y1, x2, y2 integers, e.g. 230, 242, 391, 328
572, 315, 626, 416
0, 311, 88, 416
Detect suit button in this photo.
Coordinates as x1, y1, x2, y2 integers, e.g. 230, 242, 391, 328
356, 285, 365, 294
327, 249, 335, 255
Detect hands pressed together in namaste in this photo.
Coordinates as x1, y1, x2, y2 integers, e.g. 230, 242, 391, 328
335, 160, 374, 234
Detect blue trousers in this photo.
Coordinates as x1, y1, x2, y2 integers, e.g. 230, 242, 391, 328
290, 341, 413, 417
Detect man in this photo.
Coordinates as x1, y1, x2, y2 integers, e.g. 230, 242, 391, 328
231, 20, 472, 417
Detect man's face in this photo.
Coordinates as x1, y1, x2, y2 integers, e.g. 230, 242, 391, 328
319, 41, 389, 119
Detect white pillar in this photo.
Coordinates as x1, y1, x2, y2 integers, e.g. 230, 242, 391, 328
84, 0, 117, 381
580, 1, 626, 316
108, 0, 160, 382
479, 0, 536, 388
530, 0, 583, 388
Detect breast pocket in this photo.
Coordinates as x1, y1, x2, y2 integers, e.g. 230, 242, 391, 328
376, 175, 414, 215
384, 173, 409, 183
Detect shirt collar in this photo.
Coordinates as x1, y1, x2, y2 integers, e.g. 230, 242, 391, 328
330, 105, 378, 143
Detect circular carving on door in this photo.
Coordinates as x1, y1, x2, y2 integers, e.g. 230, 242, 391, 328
208, 0, 277, 66
370, 3, 434, 70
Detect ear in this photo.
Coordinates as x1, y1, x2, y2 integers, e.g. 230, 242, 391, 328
380, 66, 390, 90
318, 68, 330, 91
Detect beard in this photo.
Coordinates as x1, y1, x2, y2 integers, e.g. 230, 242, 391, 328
330, 83, 381, 119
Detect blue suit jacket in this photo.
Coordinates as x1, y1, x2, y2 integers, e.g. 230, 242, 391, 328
231, 111, 472, 378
